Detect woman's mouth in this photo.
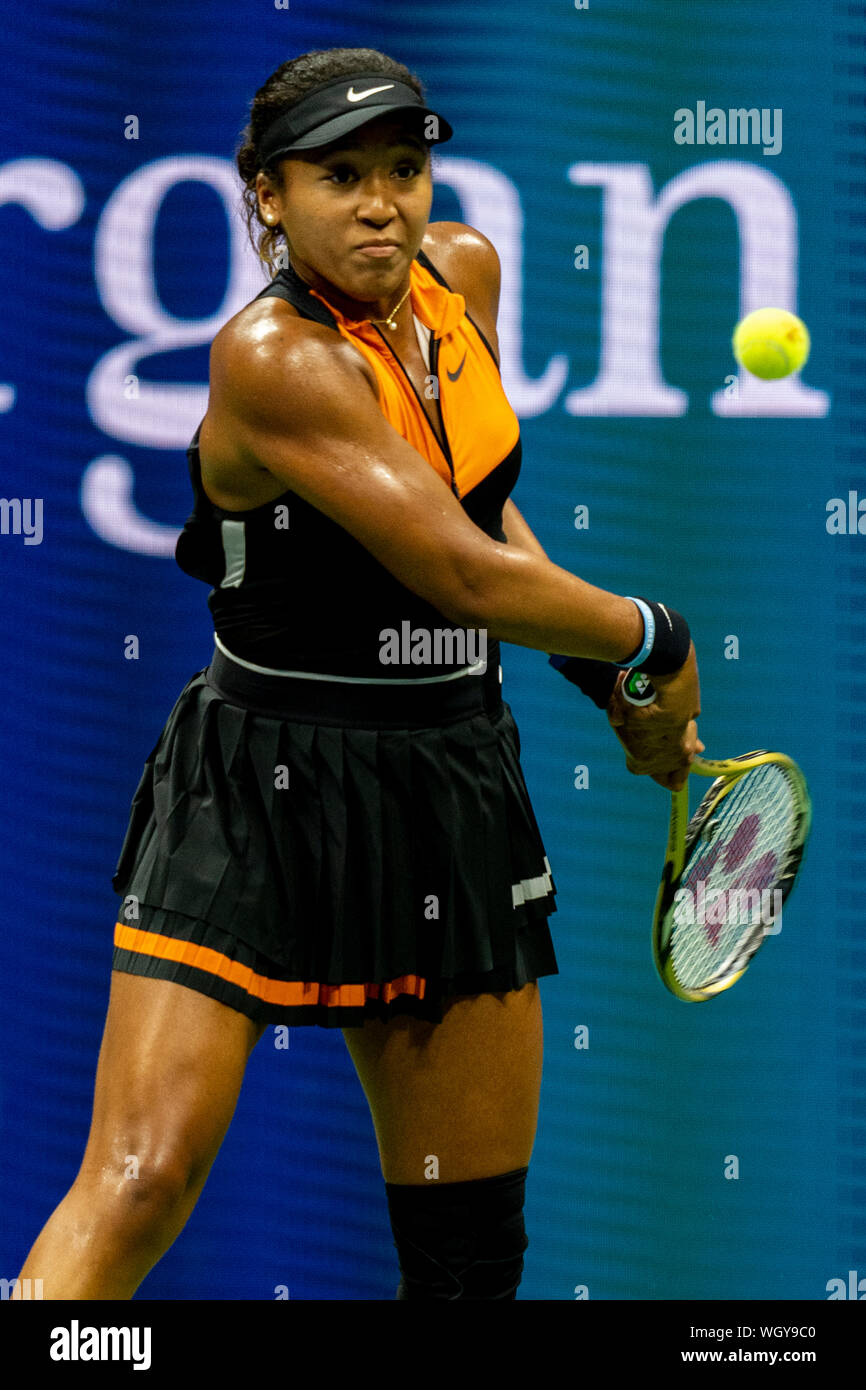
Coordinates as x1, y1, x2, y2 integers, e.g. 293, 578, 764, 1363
354, 243, 401, 257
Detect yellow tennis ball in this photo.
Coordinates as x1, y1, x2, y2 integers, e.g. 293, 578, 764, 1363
732, 307, 810, 379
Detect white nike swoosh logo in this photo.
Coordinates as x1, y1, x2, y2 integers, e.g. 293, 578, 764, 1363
346, 84, 396, 102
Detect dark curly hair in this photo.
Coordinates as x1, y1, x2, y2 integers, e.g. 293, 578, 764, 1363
236, 48, 426, 278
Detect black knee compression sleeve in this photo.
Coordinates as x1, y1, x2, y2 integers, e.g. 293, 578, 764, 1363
384, 1166, 529, 1300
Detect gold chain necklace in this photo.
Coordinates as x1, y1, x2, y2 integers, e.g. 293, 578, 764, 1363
368, 281, 412, 331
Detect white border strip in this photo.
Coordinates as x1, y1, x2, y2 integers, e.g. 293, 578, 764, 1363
213, 631, 487, 684
512, 856, 554, 908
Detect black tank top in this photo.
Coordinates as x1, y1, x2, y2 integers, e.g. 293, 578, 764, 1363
174, 247, 522, 680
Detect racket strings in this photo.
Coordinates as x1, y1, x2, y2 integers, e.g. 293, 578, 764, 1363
669, 764, 799, 989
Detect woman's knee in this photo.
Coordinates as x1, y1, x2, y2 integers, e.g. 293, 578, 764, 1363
72, 975, 263, 1238
74, 1135, 209, 1244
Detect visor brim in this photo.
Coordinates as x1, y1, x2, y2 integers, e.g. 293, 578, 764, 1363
272, 103, 453, 156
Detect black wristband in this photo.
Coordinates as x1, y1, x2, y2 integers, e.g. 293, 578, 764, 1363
548, 654, 619, 709
548, 599, 690, 700
631, 598, 691, 676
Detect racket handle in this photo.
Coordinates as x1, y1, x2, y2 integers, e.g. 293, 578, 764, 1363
620, 669, 657, 706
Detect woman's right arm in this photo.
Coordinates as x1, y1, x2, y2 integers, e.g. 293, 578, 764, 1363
210, 306, 646, 659
207, 305, 699, 762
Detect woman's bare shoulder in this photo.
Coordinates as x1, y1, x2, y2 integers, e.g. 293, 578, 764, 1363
421, 222, 502, 349
199, 284, 379, 508
209, 288, 376, 404
421, 223, 501, 308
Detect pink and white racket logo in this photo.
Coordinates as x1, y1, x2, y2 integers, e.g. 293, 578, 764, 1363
674, 811, 782, 946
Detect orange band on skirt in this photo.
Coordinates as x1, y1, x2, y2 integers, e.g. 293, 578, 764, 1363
114, 922, 426, 1006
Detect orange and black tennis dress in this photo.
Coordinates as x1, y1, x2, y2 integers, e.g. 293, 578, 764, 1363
110, 248, 558, 1027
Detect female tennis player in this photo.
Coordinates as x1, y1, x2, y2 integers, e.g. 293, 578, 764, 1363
14, 47, 700, 1300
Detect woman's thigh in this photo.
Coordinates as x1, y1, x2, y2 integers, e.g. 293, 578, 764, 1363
77, 970, 268, 1194
342, 981, 543, 1185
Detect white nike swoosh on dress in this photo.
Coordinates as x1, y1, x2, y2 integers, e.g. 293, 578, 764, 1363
346, 84, 396, 102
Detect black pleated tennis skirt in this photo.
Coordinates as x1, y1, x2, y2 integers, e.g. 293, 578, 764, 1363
110, 641, 558, 1028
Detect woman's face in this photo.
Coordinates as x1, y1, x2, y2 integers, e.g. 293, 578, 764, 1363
256, 113, 434, 313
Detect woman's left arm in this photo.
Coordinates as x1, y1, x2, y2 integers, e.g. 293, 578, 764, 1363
500, 498, 548, 558
500, 496, 628, 711
464, 243, 695, 783
500, 498, 617, 704
500, 503, 701, 788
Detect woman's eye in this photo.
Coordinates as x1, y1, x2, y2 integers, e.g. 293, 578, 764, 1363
326, 162, 421, 184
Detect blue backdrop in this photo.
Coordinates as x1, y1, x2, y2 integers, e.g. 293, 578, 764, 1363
1, 0, 860, 1300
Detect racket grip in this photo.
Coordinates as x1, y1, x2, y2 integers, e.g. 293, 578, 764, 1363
620, 669, 657, 706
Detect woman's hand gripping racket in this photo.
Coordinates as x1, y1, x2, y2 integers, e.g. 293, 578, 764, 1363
621, 670, 812, 1001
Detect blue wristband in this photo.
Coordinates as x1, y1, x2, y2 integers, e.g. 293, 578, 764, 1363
618, 597, 655, 669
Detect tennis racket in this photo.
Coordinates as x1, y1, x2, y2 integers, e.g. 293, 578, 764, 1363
621, 670, 812, 1001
